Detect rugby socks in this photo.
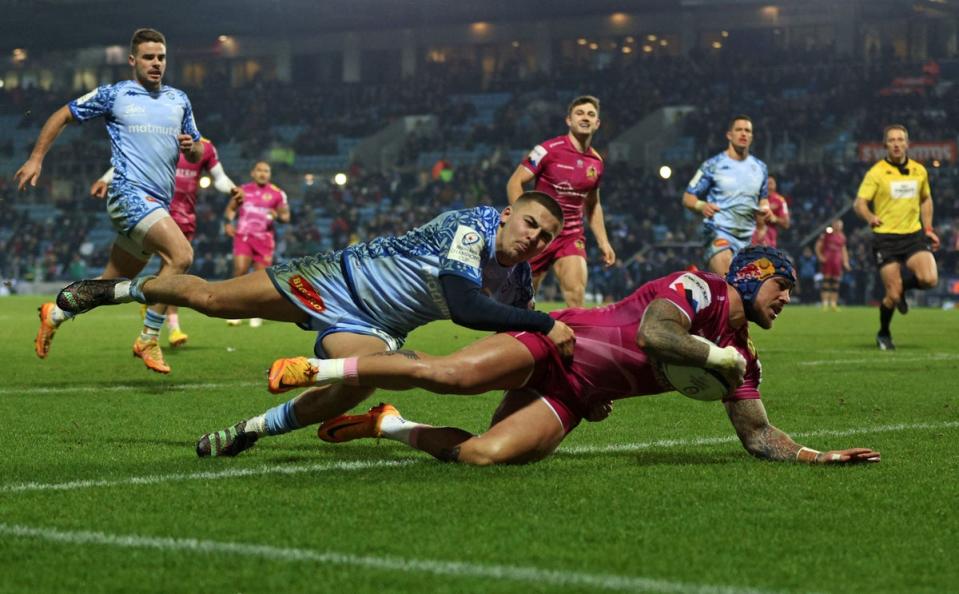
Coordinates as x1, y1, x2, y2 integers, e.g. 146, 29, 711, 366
167, 312, 180, 331
111, 280, 133, 302
49, 304, 74, 326
129, 275, 156, 304
306, 357, 360, 385
879, 304, 894, 336
141, 310, 165, 340
261, 399, 301, 436
379, 414, 427, 447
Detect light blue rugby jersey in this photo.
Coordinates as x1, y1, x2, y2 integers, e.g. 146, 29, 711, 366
686, 152, 768, 238
342, 206, 534, 337
69, 80, 201, 205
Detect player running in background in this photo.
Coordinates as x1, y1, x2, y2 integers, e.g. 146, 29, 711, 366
683, 115, 770, 275
223, 161, 290, 327
92, 138, 243, 346
15, 28, 202, 374
751, 175, 790, 247
814, 219, 851, 311
506, 95, 615, 307
57, 193, 575, 457
270, 246, 878, 467
853, 124, 939, 351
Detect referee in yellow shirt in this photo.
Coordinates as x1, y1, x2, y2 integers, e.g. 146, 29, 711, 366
853, 124, 940, 350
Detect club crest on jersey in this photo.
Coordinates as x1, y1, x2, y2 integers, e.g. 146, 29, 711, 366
575, 239, 585, 250
732, 257, 776, 283
586, 166, 597, 179
670, 273, 711, 313
460, 232, 481, 246
288, 275, 326, 312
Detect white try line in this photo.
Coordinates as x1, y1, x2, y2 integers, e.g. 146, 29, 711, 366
2, 420, 956, 496
798, 353, 959, 367
0, 381, 261, 396
0, 522, 782, 594
0, 458, 419, 494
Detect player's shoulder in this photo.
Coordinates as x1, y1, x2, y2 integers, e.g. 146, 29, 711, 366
588, 146, 604, 162
747, 155, 768, 169
909, 160, 929, 176
543, 135, 568, 150
702, 152, 726, 170
865, 159, 890, 176
269, 183, 284, 193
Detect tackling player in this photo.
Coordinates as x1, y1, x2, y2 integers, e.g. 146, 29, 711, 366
853, 124, 939, 350
56, 193, 576, 456
16, 28, 203, 374
92, 138, 243, 345
683, 115, 770, 275
506, 95, 615, 307
814, 219, 851, 311
269, 246, 879, 467
223, 161, 290, 327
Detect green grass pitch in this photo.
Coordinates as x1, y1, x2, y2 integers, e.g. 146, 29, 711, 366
0, 295, 956, 593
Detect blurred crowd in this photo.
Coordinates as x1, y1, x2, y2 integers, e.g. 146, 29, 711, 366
2, 42, 958, 305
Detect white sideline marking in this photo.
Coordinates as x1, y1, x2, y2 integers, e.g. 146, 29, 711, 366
2, 421, 955, 496
0, 523, 780, 594
0, 381, 260, 396
798, 353, 959, 366
560, 421, 959, 455
0, 459, 419, 494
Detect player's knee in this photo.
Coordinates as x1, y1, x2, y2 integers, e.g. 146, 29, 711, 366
170, 245, 194, 273
461, 439, 514, 466
917, 271, 938, 289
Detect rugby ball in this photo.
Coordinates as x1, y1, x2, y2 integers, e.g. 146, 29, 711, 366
660, 336, 732, 402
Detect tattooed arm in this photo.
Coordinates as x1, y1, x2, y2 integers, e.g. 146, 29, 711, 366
636, 299, 747, 385
636, 299, 707, 365
725, 399, 881, 464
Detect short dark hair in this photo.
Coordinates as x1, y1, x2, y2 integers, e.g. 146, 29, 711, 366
515, 191, 564, 226
130, 28, 166, 55
568, 95, 600, 116
883, 124, 908, 142
728, 114, 752, 131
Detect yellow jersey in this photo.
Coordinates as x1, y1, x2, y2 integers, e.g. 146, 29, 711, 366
857, 159, 931, 235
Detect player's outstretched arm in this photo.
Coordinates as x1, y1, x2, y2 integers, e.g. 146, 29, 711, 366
14, 105, 74, 190
725, 399, 880, 464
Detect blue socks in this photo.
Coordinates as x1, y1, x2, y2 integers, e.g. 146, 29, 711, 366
264, 399, 301, 436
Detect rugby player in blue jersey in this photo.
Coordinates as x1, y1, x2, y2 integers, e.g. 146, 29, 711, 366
16, 28, 204, 374
58, 192, 574, 456
682, 115, 771, 275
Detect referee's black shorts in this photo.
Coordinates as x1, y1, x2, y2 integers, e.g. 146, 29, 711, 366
872, 230, 932, 267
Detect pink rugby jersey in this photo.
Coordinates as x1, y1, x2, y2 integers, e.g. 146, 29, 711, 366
551, 270, 762, 403
521, 135, 604, 236
236, 182, 288, 236
169, 139, 220, 225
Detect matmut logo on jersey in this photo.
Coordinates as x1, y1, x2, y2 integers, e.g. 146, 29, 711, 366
671, 273, 711, 313
288, 275, 326, 313
446, 225, 484, 268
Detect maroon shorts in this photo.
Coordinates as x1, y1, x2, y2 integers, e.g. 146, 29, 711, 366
234, 233, 276, 266
527, 231, 587, 277
171, 212, 196, 241
507, 330, 586, 434
821, 258, 843, 278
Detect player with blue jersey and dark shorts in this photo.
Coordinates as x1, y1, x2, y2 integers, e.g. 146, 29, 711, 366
57, 191, 574, 457
682, 115, 770, 275
16, 28, 203, 374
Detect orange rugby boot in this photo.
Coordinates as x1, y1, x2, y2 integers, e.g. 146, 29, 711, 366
267, 356, 319, 394
34, 302, 60, 359
317, 403, 400, 443
133, 335, 171, 374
